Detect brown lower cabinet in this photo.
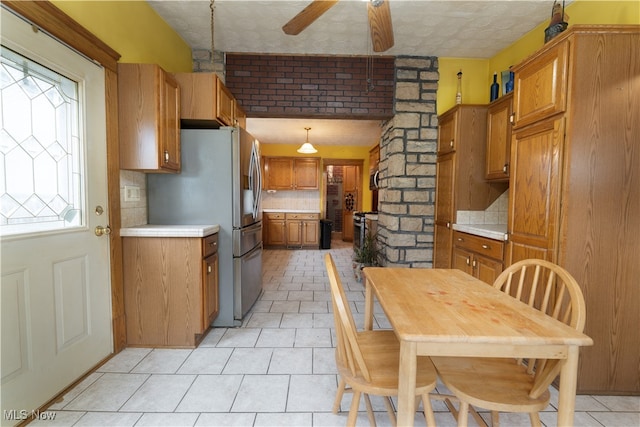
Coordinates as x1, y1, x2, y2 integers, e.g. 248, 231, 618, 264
264, 212, 319, 248
452, 231, 504, 285
123, 233, 219, 348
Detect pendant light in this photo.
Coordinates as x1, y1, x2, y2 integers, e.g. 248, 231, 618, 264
297, 127, 318, 154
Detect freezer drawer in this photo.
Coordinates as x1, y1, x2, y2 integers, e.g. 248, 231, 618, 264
234, 243, 263, 319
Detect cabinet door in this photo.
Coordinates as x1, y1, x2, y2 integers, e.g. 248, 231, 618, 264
452, 247, 474, 275
433, 222, 452, 268
216, 78, 235, 126
475, 255, 503, 285
435, 153, 455, 224
507, 118, 564, 264
438, 109, 457, 154
302, 220, 319, 246
513, 41, 568, 129
160, 71, 180, 172
486, 93, 512, 180
286, 220, 302, 246
295, 158, 319, 189
266, 219, 286, 246
203, 253, 219, 329
265, 158, 294, 190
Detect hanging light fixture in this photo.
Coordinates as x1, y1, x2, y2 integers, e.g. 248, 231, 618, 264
297, 127, 318, 154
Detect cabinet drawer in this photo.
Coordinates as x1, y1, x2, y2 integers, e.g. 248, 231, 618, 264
266, 212, 285, 220
286, 213, 319, 220
202, 233, 219, 257
453, 231, 503, 261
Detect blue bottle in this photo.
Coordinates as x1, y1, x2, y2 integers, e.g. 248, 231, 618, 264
490, 72, 499, 101
505, 71, 514, 93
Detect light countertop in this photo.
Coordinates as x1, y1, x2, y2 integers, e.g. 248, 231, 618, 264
263, 209, 321, 214
452, 223, 507, 241
120, 224, 219, 238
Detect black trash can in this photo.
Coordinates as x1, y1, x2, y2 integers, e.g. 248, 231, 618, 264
320, 219, 333, 249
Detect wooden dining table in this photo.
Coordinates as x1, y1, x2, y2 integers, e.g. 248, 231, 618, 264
362, 267, 593, 427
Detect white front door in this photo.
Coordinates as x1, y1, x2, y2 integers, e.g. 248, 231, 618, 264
1, 9, 112, 423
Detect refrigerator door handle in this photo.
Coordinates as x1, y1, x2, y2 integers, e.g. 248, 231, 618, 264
250, 142, 261, 220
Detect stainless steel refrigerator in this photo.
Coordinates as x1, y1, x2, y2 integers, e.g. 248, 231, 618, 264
147, 127, 263, 327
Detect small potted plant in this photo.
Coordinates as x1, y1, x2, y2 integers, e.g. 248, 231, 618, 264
353, 231, 381, 282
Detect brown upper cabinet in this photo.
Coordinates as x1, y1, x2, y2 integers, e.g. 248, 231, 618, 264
485, 92, 513, 181
235, 101, 247, 129
172, 73, 235, 127
119, 63, 181, 173
437, 108, 458, 154
433, 105, 508, 268
512, 41, 568, 129
263, 157, 320, 190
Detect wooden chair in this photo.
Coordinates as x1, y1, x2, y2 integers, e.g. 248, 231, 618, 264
431, 258, 587, 427
325, 254, 438, 427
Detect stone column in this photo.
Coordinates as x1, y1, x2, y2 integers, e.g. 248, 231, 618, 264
377, 56, 438, 268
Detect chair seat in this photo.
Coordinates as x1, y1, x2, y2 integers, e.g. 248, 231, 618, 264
431, 356, 551, 413
337, 330, 437, 395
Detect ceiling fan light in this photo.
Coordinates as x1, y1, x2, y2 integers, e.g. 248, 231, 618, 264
297, 142, 318, 154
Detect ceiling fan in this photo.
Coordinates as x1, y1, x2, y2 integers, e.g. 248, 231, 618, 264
282, 0, 394, 52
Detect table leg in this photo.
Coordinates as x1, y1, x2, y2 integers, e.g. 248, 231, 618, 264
397, 340, 417, 427
557, 346, 579, 426
364, 277, 373, 331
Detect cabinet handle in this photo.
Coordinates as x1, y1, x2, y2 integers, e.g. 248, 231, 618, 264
472, 260, 477, 268
482, 244, 490, 250
457, 237, 463, 242
449, 139, 454, 148
466, 257, 471, 266
207, 265, 212, 274
503, 163, 509, 174
509, 112, 515, 125
209, 241, 217, 247
164, 150, 170, 163
446, 222, 451, 229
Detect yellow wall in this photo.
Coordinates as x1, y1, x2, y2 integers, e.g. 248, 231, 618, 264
261, 144, 375, 212
437, 0, 639, 115
489, 0, 640, 85
437, 58, 489, 115
51, 0, 192, 72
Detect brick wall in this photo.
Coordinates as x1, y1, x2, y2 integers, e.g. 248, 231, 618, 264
377, 56, 439, 268
224, 54, 395, 119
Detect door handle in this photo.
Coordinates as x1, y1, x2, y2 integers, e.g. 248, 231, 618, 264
95, 225, 111, 237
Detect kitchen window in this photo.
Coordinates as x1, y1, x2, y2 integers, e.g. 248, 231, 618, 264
0, 47, 84, 236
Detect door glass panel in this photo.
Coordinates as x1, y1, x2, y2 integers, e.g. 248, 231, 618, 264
0, 47, 83, 236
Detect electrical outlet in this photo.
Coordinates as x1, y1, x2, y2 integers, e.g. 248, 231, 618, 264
124, 185, 141, 202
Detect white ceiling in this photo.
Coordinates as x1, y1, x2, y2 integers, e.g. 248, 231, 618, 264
148, 0, 565, 146
247, 117, 385, 146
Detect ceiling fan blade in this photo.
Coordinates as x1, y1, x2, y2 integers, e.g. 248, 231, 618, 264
368, 0, 394, 52
282, 0, 339, 35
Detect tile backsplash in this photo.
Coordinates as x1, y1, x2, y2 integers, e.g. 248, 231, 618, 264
456, 190, 508, 225
120, 170, 147, 227
261, 190, 321, 211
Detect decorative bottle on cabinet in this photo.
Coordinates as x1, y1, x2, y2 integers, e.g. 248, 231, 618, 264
490, 72, 499, 101
455, 70, 462, 104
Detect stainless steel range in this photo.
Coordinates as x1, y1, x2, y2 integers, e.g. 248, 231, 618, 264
353, 211, 378, 251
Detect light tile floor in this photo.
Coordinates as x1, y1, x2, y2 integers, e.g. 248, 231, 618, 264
38, 241, 639, 426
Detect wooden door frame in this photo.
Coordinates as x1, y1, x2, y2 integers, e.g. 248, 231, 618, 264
4, 1, 127, 352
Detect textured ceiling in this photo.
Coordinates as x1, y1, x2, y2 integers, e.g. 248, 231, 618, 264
148, 0, 566, 146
